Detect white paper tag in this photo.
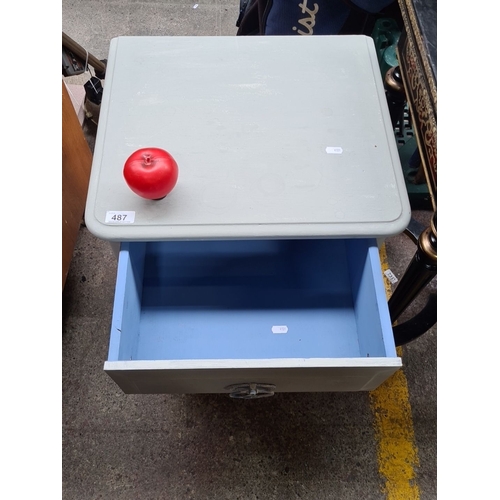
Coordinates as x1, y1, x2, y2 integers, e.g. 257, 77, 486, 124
326, 146, 343, 154
384, 269, 398, 284
272, 325, 288, 334
105, 211, 136, 224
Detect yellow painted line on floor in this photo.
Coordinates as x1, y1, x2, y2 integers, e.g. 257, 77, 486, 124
369, 243, 420, 500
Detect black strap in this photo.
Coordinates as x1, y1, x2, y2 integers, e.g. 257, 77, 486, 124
236, 0, 270, 35
236, 0, 254, 27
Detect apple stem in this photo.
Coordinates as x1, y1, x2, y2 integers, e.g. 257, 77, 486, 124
143, 154, 152, 165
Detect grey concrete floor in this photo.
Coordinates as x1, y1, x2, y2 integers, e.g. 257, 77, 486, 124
62, 2, 437, 498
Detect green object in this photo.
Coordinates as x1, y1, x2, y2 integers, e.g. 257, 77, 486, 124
371, 18, 401, 79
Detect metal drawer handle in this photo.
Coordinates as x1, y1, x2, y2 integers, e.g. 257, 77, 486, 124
225, 383, 276, 399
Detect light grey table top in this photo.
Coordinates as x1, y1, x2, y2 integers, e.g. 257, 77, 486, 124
85, 35, 410, 241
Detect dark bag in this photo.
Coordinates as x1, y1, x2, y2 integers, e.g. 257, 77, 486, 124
236, 0, 397, 36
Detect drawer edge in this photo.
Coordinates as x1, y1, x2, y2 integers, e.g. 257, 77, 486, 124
104, 358, 402, 394
104, 357, 401, 371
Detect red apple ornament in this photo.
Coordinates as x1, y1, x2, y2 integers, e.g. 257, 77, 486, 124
123, 147, 179, 200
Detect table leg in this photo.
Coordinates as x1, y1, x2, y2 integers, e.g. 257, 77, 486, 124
388, 212, 437, 344
384, 65, 406, 131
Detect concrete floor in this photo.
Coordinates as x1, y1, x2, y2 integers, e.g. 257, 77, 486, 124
62, 2, 437, 498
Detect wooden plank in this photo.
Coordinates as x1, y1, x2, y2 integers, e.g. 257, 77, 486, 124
62, 80, 92, 290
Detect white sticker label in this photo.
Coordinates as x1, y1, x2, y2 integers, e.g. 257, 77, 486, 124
384, 269, 398, 284
272, 325, 288, 334
326, 146, 343, 154
105, 211, 136, 224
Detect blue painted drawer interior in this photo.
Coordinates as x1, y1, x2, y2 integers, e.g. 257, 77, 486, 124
107, 238, 396, 365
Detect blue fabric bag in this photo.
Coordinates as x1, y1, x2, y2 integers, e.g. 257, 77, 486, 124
236, 0, 397, 36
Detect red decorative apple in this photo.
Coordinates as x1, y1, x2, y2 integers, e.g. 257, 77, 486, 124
123, 147, 179, 200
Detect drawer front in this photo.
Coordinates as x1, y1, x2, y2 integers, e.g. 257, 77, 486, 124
105, 359, 401, 395
106, 238, 400, 394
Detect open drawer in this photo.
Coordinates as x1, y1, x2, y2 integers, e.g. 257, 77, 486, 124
104, 239, 401, 396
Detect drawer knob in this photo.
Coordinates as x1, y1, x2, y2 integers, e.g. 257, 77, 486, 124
225, 383, 276, 399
